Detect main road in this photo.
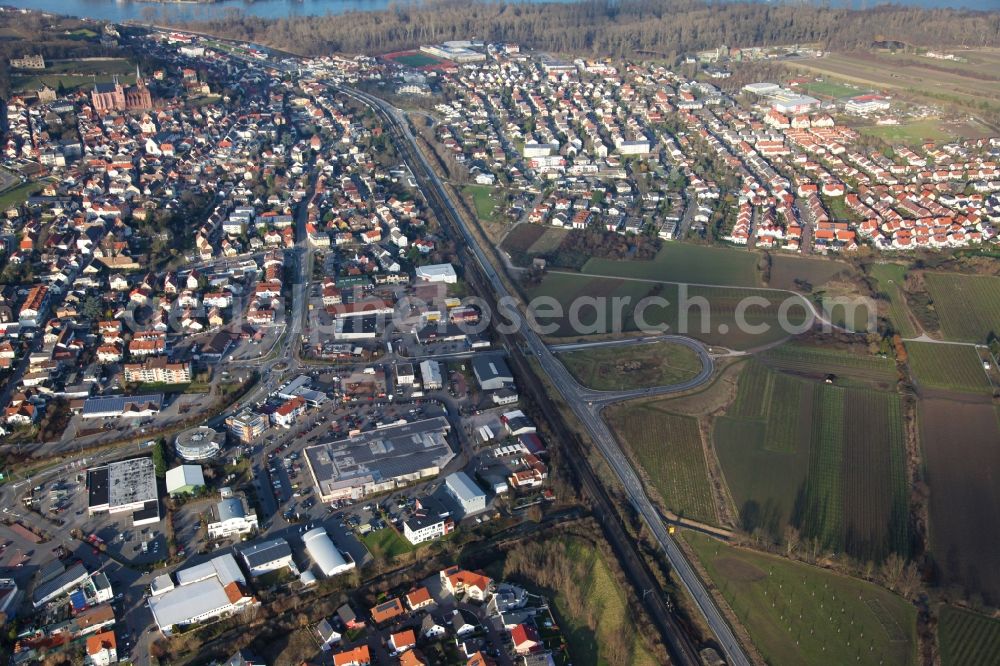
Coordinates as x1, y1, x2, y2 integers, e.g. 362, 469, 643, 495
331, 84, 752, 666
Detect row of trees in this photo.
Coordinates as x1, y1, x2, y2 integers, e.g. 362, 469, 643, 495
184, 0, 1000, 59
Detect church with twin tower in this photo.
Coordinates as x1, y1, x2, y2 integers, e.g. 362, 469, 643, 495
91, 65, 153, 113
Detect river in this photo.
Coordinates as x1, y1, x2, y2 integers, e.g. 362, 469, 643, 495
5, 0, 999, 25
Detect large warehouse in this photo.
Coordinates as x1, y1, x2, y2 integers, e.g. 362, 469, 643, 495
80, 394, 163, 419
87, 457, 160, 526
148, 554, 254, 636
302, 527, 355, 577
304, 417, 455, 502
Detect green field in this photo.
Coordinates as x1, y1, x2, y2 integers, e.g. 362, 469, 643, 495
464, 184, 501, 222
389, 52, 443, 67
798, 79, 870, 99
716, 361, 909, 560
859, 119, 952, 145
758, 343, 897, 386
559, 341, 704, 391
580, 242, 761, 287
685, 531, 917, 666
870, 263, 918, 338
606, 405, 717, 524
939, 606, 1000, 666
0, 181, 43, 210
906, 341, 991, 394
923, 273, 1000, 343
361, 528, 414, 560
524, 273, 806, 349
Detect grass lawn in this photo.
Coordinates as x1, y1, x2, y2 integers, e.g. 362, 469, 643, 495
558, 341, 704, 390
606, 403, 717, 524
869, 263, 918, 338
859, 119, 952, 145
798, 79, 870, 99
906, 341, 992, 394
938, 605, 1000, 666
580, 242, 761, 287
361, 528, 414, 560
464, 184, 501, 222
685, 531, 916, 666
0, 181, 43, 210
548, 537, 659, 666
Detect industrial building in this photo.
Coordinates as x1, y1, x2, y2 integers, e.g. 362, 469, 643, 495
472, 355, 514, 391
174, 426, 225, 461
239, 538, 295, 576
414, 263, 457, 284
420, 359, 443, 390
444, 472, 488, 517
81, 394, 163, 419
86, 457, 160, 525
165, 464, 205, 496
302, 527, 355, 577
31, 562, 89, 608
304, 417, 455, 502
148, 554, 255, 636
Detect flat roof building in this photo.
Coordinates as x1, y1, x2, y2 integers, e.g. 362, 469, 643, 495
87, 457, 160, 525
174, 426, 225, 461
444, 472, 488, 517
304, 417, 455, 502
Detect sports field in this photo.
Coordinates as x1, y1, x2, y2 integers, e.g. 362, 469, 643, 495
559, 341, 704, 391
797, 78, 870, 99
860, 120, 953, 145
464, 184, 501, 222
606, 405, 717, 524
580, 242, 761, 287
524, 273, 807, 349
684, 531, 917, 666
716, 361, 909, 560
923, 273, 1000, 343
906, 341, 992, 394
939, 606, 1000, 666
869, 264, 918, 338
921, 399, 1000, 606
385, 51, 444, 68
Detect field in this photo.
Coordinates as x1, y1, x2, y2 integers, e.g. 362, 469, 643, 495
789, 51, 1000, 118
684, 531, 917, 666
906, 342, 992, 394
923, 273, 1000, 343
606, 405, 717, 524
715, 361, 909, 560
361, 528, 414, 560
768, 254, 854, 291
859, 120, 953, 145
501, 225, 572, 266
869, 264, 919, 338
938, 606, 1000, 666
524, 272, 808, 349
558, 341, 704, 391
920, 399, 1000, 606
758, 343, 897, 387
580, 242, 761, 287
464, 184, 501, 222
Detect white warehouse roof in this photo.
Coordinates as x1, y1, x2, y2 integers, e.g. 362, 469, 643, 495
165, 465, 205, 494
302, 527, 353, 577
